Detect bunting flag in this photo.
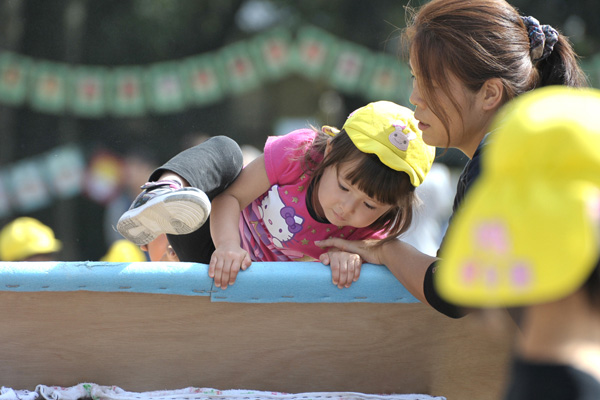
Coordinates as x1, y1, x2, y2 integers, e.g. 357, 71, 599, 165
362, 54, 412, 104
292, 26, 336, 79
0, 173, 11, 219
0, 145, 88, 216
585, 54, 600, 88
109, 67, 146, 117
0, 26, 598, 218
220, 41, 262, 94
44, 145, 85, 198
7, 159, 51, 213
0, 52, 30, 105
251, 27, 293, 81
183, 54, 225, 105
29, 61, 68, 114
328, 41, 373, 94
0, 25, 596, 118
70, 66, 107, 117
145, 62, 187, 113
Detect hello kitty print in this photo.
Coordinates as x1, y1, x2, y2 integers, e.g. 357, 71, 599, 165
258, 186, 304, 248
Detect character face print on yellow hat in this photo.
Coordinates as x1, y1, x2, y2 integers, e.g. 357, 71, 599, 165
389, 123, 417, 151
341, 101, 436, 187
436, 86, 600, 308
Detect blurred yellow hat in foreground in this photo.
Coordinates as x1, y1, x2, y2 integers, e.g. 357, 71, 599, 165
437, 86, 600, 307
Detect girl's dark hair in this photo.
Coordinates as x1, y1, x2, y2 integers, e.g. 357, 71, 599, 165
402, 0, 588, 147
302, 128, 417, 244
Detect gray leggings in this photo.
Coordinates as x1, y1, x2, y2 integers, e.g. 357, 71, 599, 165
149, 136, 244, 263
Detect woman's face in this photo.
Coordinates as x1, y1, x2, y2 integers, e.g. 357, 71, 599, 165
409, 62, 489, 158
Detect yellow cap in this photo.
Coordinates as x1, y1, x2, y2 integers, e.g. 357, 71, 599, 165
0, 217, 62, 261
436, 86, 600, 307
101, 239, 147, 262
341, 101, 436, 187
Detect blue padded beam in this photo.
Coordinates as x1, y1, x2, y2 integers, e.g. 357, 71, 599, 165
0, 261, 419, 303
0, 261, 214, 296
210, 261, 419, 303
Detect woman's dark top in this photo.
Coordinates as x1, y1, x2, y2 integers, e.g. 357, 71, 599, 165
504, 358, 600, 400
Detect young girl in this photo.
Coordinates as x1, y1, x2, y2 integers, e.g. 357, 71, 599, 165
117, 101, 435, 289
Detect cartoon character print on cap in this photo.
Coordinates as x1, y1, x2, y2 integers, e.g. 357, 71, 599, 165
460, 220, 534, 290
258, 185, 304, 248
389, 122, 417, 151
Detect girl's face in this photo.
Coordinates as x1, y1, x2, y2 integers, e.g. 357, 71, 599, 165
314, 160, 393, 228
409, 62, 489, 158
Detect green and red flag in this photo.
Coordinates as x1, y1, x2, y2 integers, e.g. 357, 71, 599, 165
145, 62, 186, 114
328, 42, 372, 94
362, 54, 412, 104
0, 51, 30, 105
183, 54, 225, 105
108, 67, 146, 117
219, 41, 262, 95
292, 25, 336, 79
30, 61, 68, 114
583, 54, 600, 89
0, 173, 11, 219
251, 27, 293, 81
69, 66, 107, 117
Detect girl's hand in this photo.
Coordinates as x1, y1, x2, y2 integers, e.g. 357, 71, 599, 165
319, 250, 363, 289
209, 244, 252, 289
315, 238, 383, 266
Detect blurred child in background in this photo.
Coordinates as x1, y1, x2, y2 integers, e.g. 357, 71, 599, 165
0, 217, 62, 261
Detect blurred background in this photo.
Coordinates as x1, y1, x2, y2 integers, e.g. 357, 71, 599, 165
0, 0, 598, 261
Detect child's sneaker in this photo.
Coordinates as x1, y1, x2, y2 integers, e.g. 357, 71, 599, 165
116, 180, 210, 246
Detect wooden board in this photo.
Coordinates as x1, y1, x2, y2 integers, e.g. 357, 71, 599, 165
0, 290, 514, 399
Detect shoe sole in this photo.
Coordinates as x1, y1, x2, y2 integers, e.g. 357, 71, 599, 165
116, 190, 211, 246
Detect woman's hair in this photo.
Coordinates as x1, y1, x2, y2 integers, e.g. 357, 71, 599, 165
302, 128, 417, 244
402, 0, 588, 147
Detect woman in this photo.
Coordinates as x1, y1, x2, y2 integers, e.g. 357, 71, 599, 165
316, 0, 588, 318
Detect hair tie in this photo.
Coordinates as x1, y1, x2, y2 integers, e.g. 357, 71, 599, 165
521, 16, 559, 63
322, 125, 340, 137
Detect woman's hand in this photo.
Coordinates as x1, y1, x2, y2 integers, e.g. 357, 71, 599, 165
317, 237, 437, 304
316, 238, 383, 266
319, 250, 363, 289
209, 243, 252, 289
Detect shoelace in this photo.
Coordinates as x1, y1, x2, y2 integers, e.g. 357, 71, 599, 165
140, 179, 182, 191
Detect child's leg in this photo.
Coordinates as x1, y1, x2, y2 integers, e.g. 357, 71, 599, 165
159, 136, 244, 263
149, 136, 243, 200
117, 136, 244, 254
